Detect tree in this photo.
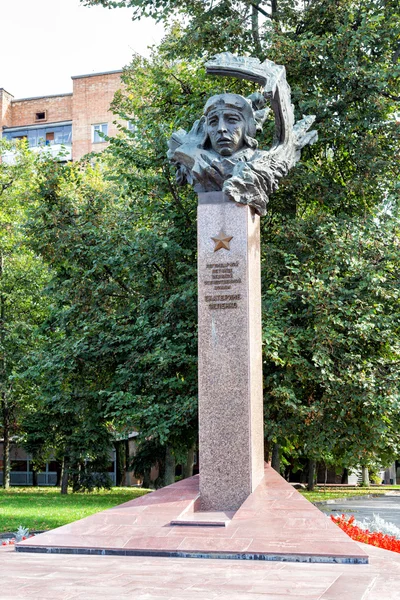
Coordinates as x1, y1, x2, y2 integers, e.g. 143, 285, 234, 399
77, 0, 400, 472
23, 159, 124, 492
109, 40, 399, 470
25, 145, 199, 488
262, 211, 400, 473
81, 0, 270, 57
0, 140, 50, 488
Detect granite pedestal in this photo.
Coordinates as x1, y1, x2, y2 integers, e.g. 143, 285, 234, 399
16, 465, 368, 564
197, 192, 264, 511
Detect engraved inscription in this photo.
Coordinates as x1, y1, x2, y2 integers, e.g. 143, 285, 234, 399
209, 303, 237, 310
204, 279, 242, 285
204, 262, 242, 310
205, 294, 241, 301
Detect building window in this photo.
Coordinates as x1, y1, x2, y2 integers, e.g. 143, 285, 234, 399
92, 123, 108, 144
35, 111, 47, 122
127, 120, 136, 133
3, 125, 72, 148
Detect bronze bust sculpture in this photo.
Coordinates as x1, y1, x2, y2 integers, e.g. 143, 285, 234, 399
168, 53, 317, 216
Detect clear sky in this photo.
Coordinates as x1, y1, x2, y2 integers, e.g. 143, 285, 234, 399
1, 0, 164, 99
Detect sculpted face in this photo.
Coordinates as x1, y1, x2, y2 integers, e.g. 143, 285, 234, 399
206, 108, 246, 157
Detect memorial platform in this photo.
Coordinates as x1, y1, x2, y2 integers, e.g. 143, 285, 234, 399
16, 466, 367, 564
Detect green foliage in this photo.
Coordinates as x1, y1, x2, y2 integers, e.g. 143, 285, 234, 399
71, 470, 113, 493
22, 159, 127, 481
81, 0, 262, 56
262, 212, 400, 466
130, 438, 165, 484
0, 140, 51, 487
24, 141, 198, 471
41, 0, 400, 472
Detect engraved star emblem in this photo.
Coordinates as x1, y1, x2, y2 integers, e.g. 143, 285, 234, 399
211, 230, 233, 252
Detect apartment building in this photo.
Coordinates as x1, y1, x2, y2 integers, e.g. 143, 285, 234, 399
0, 69, 123, 162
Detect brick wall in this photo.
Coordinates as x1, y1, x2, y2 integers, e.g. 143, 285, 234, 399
1, 71, 123, 160
72, 71, 122, 161
0, 88, 14, 130
9, 94, 73, 128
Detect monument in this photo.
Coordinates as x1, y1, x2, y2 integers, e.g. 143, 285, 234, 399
16, 54, 368, 564
168, 52, 317, 512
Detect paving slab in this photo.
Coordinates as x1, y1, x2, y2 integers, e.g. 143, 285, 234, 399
2, 542, 400, 599
16, 466, 367, 564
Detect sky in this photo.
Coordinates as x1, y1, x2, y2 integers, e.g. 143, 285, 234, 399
0, 0, 165, 99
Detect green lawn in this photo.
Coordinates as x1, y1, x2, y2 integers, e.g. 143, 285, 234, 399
300, 486, 400, 503
0, 486, 150, 534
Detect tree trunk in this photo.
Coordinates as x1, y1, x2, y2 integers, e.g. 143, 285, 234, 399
2, 395, 10, 489
264, 439, 271, 464
32, 468, 38, 487
114, 441, 125, 487
55, 461, 62, 487
164, 446, 175, 486
142, 468, 151, 489
182, 444, 195, 479
60, 456, 69, 495
125, 439, 130, 486
361, 465, 370, 487
251, 3, 262, 58
307, 459, 316, 491
341, 468, 349, 484
271, 443, 280, 473
0, 253, 10, 490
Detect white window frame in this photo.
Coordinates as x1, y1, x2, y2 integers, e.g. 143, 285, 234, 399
127, 120, 136, 133
92, 123, 108, 144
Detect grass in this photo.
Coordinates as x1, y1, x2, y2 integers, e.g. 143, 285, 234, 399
0, 486, 150, 534
300, 486, 400, 503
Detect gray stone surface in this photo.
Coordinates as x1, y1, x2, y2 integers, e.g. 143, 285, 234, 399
4, 542, 400, 600
168, 52, 317, 216
198, 193, 264, 511
321, 494, 400, 528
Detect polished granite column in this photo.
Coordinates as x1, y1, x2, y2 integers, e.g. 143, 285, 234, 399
197, 192, 264, 511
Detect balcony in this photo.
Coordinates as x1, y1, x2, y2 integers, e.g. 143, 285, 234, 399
2, 143, 72, 164
2, 123, 72, 164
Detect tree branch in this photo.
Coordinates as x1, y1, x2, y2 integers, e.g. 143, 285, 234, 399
103, 265, 136, 296
0, 180, 14, 196
380, 91, 400, 102
170, 73, 192, 95
250, 1, 272, 19
163, 167, 192, 229
251, 2, 263, 57
151, 261, 168, 283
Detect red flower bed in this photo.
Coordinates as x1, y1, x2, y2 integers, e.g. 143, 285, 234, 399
331, 514, 400, 553
1, 535, 34, 546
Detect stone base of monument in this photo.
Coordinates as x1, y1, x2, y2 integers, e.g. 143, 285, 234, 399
16, 465, 367, 564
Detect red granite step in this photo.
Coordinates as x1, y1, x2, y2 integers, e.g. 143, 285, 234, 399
16, 465, 368, 564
